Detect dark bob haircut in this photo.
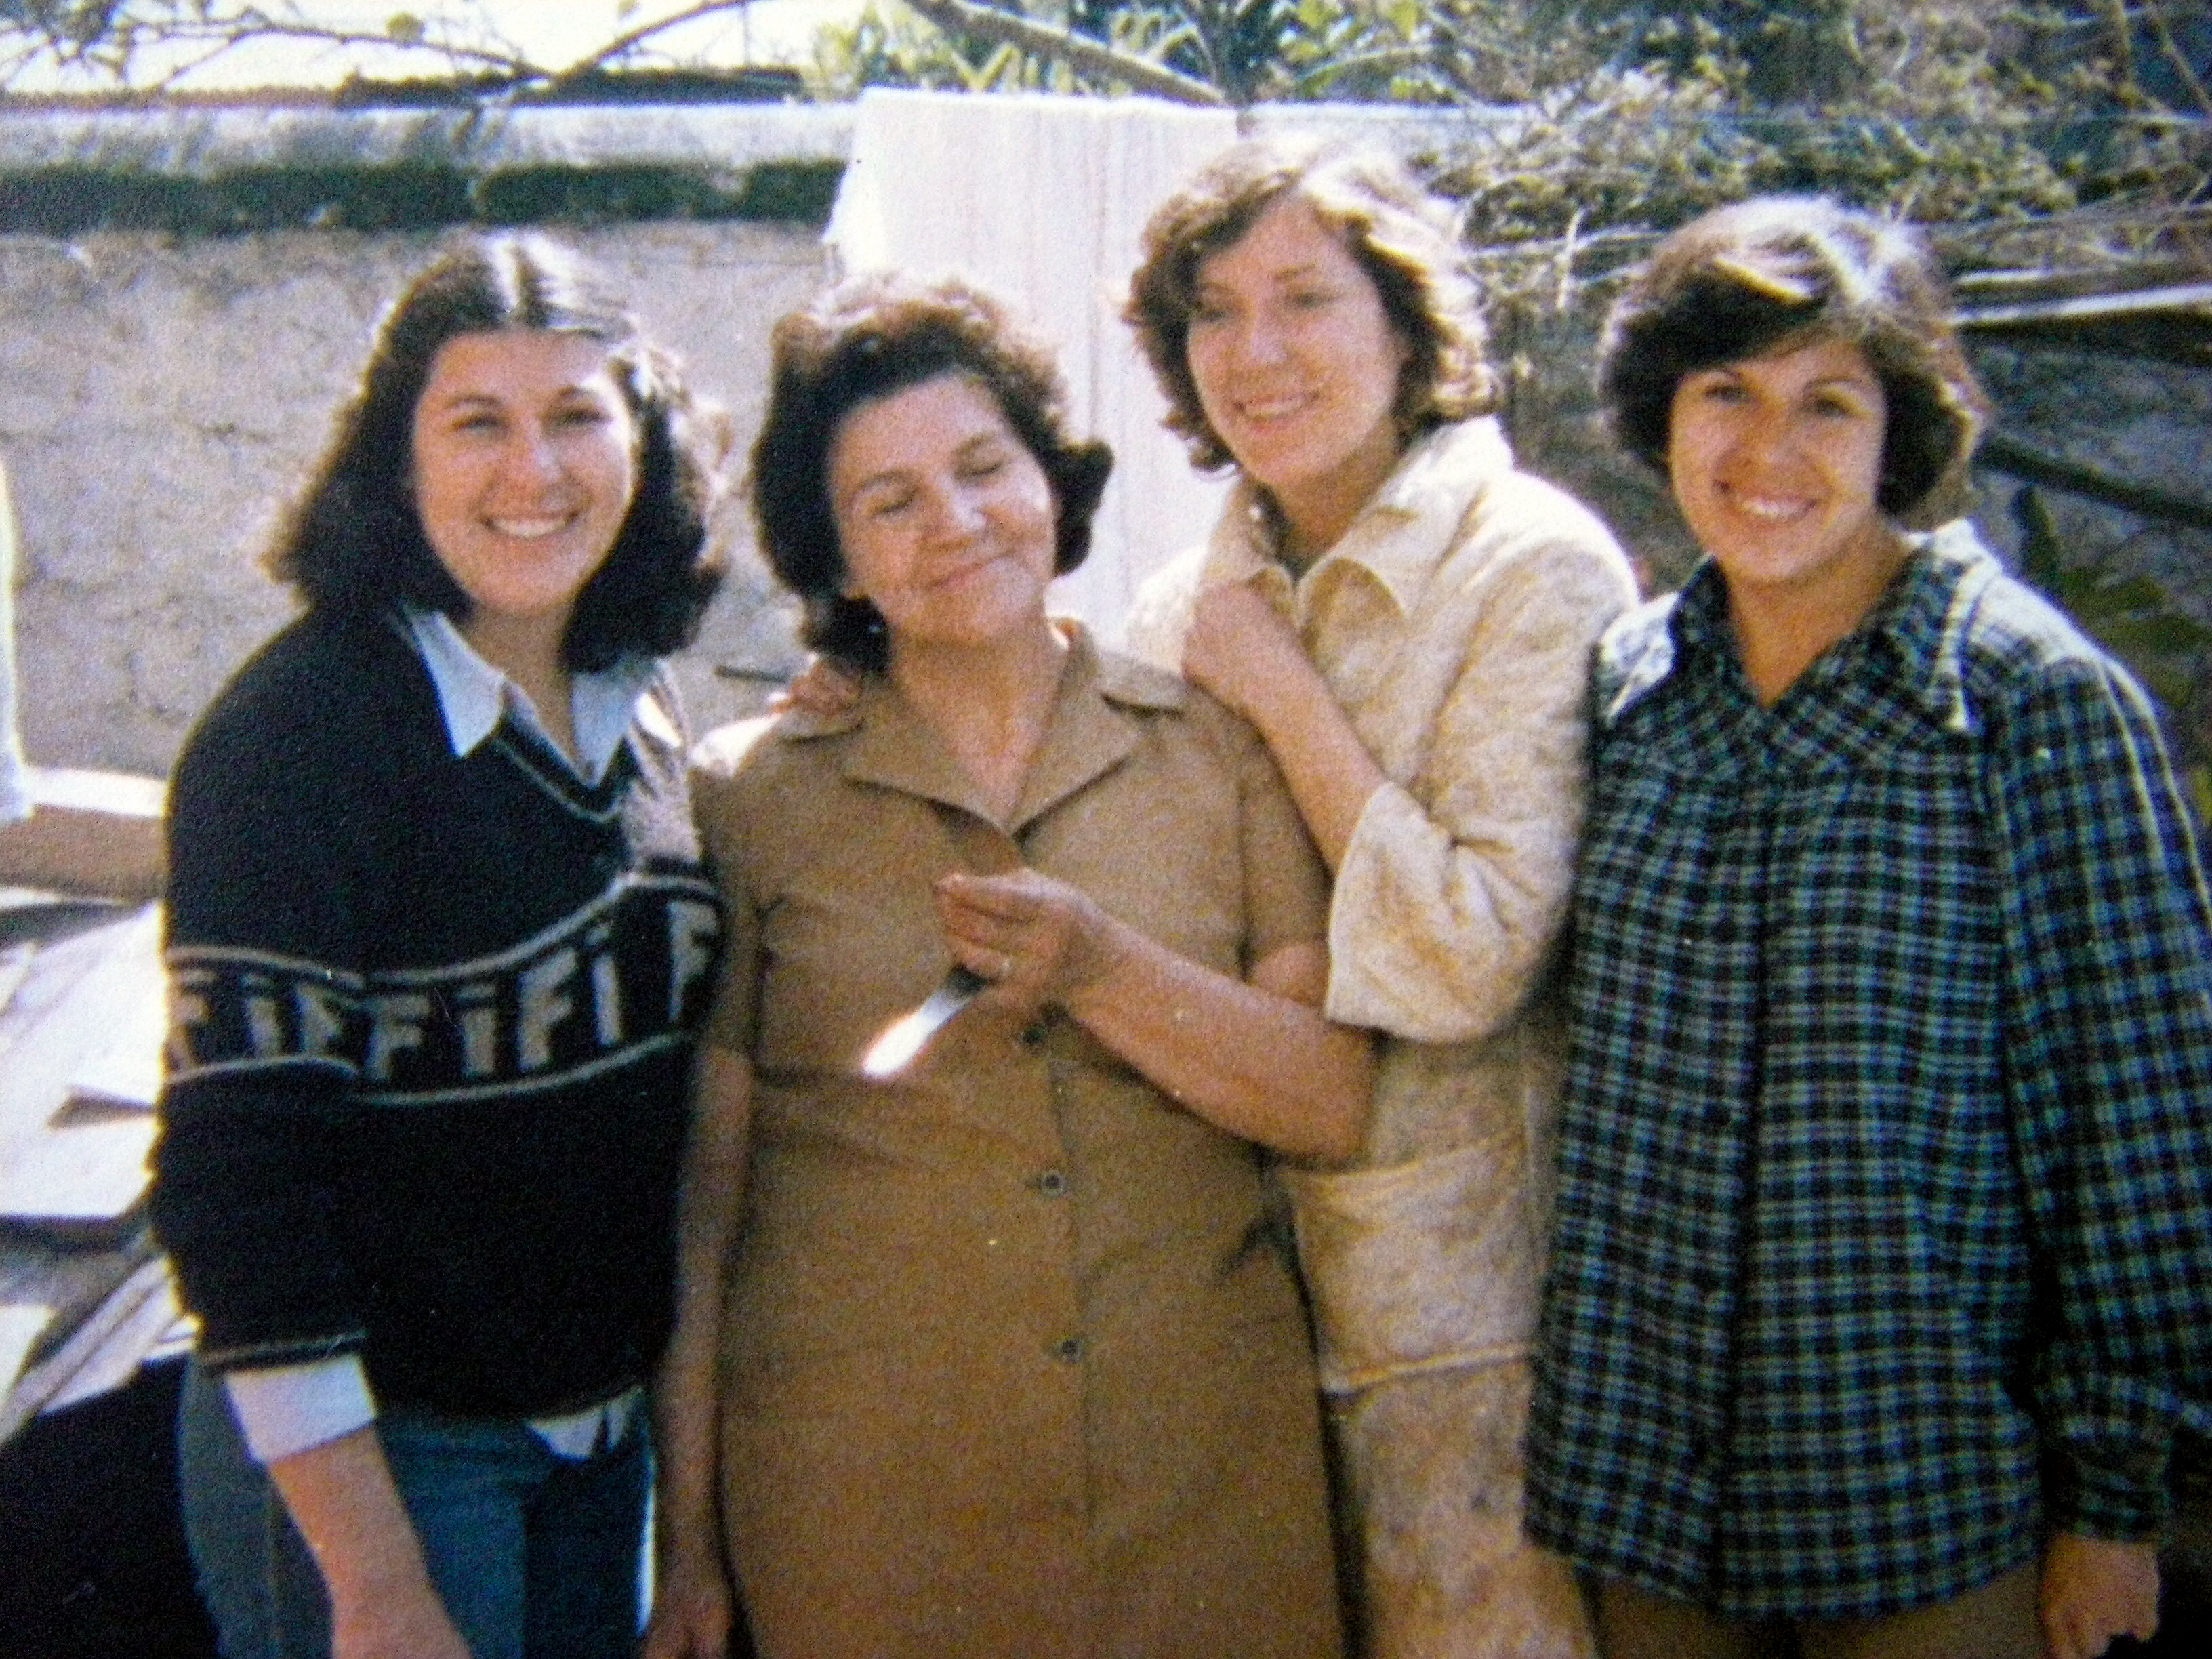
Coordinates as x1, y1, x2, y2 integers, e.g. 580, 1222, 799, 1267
750, 272, 1113, 674
1599, 195, 1991, 527
1125, 134, 1498, 475
266, 232, 727, 671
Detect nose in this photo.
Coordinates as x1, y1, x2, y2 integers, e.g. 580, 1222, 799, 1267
920, 478, 988, 541
1720, 396, 1794, 472
502, 421, 567, 487
1230, 308, 1289, 368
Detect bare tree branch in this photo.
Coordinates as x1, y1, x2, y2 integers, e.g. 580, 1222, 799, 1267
544, 0, 761, 88
901, 0, 1228, 106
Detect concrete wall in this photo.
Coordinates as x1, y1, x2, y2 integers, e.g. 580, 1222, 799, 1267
0, 220, 828, 778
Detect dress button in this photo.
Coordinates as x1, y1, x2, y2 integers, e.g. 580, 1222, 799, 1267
1035, 1169, 1067, 1196
1020, 1021, 1048, 1047
1050, 1335, 1084, 1364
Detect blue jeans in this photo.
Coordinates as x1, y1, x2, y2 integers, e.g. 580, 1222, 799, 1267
178, 1360, 649, 1659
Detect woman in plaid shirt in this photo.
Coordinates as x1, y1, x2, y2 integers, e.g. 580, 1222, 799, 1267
1528, 196, 2212, 1658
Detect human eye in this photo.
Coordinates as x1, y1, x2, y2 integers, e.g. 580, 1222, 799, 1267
956, 443, 1011, 481
1809, 386, 1875, 421
554, 399, 615, 429
1285, 285, 1336, 312
1189, 291, 1232, 327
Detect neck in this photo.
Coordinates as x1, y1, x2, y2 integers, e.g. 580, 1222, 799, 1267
1266, 430, 1406, 573
1726, 529, 1912, 706
888, 617, 1069, 822
460, 608, 577, 756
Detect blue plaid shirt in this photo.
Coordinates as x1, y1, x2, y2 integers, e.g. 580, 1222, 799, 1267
1528, 524, 2212, 1618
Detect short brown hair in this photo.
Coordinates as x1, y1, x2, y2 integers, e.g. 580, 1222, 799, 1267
268, 232, 727, 670
1599, 195, 1990, 527
750, 273, 1112, 673
1125, 135, 1498, 474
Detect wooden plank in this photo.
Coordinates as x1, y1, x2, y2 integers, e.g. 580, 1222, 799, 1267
0, 767, 167, 901
0, 904, 165, 1233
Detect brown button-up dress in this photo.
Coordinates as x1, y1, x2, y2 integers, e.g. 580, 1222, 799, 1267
691, 633, 1344, 1659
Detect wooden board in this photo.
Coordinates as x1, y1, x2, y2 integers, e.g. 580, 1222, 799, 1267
0, 903, 165, 1234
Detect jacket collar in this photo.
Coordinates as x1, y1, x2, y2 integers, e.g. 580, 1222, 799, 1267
774, 623, 1187, 833
1197, 417, 1517, 616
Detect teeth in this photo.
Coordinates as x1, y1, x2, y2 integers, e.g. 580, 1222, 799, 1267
1237, 392, 1313, 422
488, 516, 571, 539
1732, 493, 1807, 523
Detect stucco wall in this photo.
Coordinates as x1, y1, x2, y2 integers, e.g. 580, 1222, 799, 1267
0, 219, 825, 777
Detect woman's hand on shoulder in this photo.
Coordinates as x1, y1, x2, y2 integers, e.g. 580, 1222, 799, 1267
935, 868, 1122, 1023
2041, 1532, 2159, 1659
1182, 580, 1314, 725
771, 654, 862, 718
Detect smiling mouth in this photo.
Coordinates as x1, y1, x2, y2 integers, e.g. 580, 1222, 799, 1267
1233, 390, 1318, 425
1723, 489, 1812, 524
486, 514, 578, 540
923, 552, 1011, 591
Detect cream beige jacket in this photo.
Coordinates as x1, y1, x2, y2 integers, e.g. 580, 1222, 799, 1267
1127, 419, 1637, 1659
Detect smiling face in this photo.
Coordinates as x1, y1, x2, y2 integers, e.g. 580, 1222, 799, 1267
409, 328, 638, 641
1667, 332, 1902, 614
827, 373, 1060, 659
1183, 196, 1410, 557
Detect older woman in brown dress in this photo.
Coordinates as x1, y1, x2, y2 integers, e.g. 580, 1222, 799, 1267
646, 274, 1371, 1659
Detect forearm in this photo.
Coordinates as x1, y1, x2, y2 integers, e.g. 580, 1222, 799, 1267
1061, 933, 1372, 1164
1233, 657, 1383, 873
265, 1425, 440, 1613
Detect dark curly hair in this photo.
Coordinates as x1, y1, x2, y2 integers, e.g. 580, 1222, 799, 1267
1599, 195, 1990, 528
267, 232, 727, 671
1124, 134, 1498, 476
750, 273, 1113, 674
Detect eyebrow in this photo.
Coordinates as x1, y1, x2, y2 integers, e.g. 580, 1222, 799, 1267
1197, 260, 1333, 292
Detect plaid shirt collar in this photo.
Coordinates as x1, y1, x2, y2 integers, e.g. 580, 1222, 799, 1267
1605, 520, 2004, 737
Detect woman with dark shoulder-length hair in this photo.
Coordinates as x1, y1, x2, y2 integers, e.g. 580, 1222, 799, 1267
152, 232, 732, 1659
1529, 195, 2212, 1659
1121, 135, 1639, 1657
657, 271, 1367, 1658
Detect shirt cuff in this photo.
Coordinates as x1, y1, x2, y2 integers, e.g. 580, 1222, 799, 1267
224, 1355, 377, 1464
1323, 781, 1458, 1038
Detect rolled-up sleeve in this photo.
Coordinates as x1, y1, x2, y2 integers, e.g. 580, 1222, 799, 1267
1325, 536, 1629, 1042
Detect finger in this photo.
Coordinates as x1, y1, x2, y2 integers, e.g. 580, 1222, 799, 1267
937, 869, 1044, 916
937, 894, 1030, 957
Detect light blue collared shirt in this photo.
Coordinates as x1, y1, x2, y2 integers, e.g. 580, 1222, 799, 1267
403, 608, 669, 784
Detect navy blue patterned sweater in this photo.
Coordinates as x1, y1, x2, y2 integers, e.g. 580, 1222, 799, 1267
152, 608, 722, 1418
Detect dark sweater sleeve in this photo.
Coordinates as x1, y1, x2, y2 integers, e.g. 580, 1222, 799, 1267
150, 638, 377, 1373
